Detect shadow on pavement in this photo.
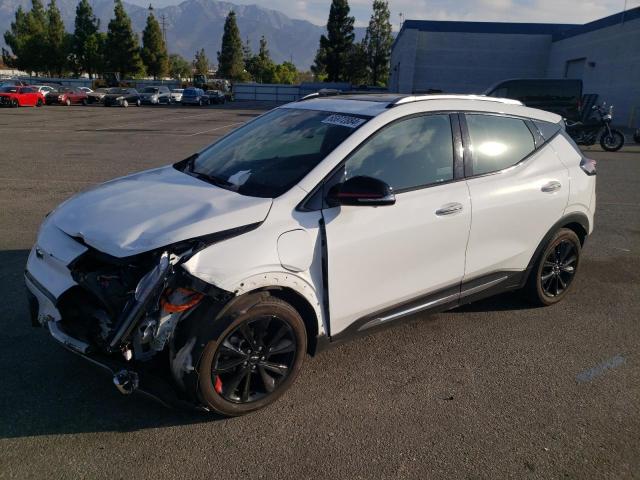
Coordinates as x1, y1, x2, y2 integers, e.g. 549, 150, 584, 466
0, 249, 220, 439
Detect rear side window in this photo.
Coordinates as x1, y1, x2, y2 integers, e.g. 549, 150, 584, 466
344, 114, 454, 191
465, 114, 535, 176
533, 120, 562, 141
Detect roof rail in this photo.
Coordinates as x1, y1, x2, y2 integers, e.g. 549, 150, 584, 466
297, 89, 343, 102
388, 94, 523, 108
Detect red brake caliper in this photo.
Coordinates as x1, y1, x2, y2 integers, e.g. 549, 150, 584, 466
214, 375, 223, 394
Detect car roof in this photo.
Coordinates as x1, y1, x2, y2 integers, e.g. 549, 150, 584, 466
287, 93, 561, 123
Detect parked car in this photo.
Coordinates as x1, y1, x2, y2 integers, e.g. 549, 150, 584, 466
0, 85, 44, 107
30, 85, 57, 97
86, 87, 109, 104
485, 78, 583, 122
181, 87, 209, 106
46, 87, 88, 106
103, 88, 141, 107
140, 86, 172, 105
25, 94, 596, 416
206, 89, 226, 104
170, 89, 184, 103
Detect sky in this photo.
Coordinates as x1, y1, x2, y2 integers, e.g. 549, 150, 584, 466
207, 0, 640, 29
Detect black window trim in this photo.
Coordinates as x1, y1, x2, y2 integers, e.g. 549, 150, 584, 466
297, 110, 464, 212
460, 111, 556, 180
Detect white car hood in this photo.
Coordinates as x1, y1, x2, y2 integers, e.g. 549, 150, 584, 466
52, 166, 272, 258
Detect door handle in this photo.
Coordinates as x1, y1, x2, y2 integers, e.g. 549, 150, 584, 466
435, 202, 464, 216
541, 181, 562, 193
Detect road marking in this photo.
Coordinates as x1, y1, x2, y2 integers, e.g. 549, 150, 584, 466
187, 122, 244, 136
576, 354, 625, 383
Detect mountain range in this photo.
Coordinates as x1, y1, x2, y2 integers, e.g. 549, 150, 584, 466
0, 0, 366, 69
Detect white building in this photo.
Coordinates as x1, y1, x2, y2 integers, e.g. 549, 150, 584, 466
390, 7, 640, 127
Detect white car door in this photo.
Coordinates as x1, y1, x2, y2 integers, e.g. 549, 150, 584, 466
322, 114, 472, 336
461, 113, 570, 281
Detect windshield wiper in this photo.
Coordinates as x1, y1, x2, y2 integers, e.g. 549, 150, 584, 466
183, 154, 233, 188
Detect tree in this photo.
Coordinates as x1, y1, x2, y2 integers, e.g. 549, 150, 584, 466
105, 0, 143, 79
347, 40, 369, 86
313, 0, 355, 82
141, 5, 168, 79
273, 61, 297, 85
365, 0, 393, 86
46, 0, 67, 76
246, 35, 275, 83
73, 0, 103, 77
217, 11, 246, 80
169, 53, 191, 79
193, 48, 209, 76
3, 0, 49, 74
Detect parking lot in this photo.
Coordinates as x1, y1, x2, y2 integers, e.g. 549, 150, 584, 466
1, 104, 639, 479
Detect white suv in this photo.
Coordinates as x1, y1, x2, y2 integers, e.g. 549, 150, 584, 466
25, 94, 596, 415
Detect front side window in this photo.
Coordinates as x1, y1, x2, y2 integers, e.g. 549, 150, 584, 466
465, 114, 535, 175
343, 114, 454, 191
184, 108, 368, 198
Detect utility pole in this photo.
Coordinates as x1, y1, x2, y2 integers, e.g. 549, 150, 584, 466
160, 14, 167, 48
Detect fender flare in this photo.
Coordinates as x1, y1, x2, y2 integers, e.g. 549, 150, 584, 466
525, 212, 590, 275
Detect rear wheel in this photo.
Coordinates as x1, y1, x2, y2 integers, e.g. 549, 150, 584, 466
525, 228, 581, 306
600, 129, 624, 151
197, 296, 306, 416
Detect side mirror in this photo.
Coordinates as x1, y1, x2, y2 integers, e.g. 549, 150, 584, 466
327, 176, 395, 207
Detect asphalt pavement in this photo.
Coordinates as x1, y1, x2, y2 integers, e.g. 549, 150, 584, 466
0, 104, 638, 479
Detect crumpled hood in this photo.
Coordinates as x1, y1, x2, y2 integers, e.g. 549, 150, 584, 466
52, 166, 272, 258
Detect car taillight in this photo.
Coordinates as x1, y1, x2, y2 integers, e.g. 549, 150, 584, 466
580, 157, 596, 176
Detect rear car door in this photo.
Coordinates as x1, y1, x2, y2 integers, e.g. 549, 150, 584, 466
322, 113, 472, 336
461, 113, 570, 281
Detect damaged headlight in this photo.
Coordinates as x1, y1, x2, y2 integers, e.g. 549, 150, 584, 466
134, 252, 170, 301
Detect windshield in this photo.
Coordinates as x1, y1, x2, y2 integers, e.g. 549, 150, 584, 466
180, 108, 369, 198
108, 88, 128, 94
172, 89, 183, 93
183, 88, 198, 95
143, 87, 159, 93
0, 86, 18, 93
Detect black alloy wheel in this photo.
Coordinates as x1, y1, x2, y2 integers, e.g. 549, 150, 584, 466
526, 228, 582, 306
197, 295, 306, 416
540, 239, 577, 298
212, 315, 297, 403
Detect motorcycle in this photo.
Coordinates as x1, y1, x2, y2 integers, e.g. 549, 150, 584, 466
565, 103, 625, 152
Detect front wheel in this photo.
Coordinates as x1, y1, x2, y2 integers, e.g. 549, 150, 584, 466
525, 228, 582, 306
600, 129, 624, 151
197, 295, 306, 416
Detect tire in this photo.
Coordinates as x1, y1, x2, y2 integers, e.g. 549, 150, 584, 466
198, 99, 203, 107
525, 228, 582, 306
65, 98, 71, 106
82, 98, 87, 106
136, 99, 141, 107
36, 98, 43, 107
12, 99, 19, 108
123, 99, 128, 108
600, 129, 624, 151
633, 129, 640, 144
197, 295, 307, 416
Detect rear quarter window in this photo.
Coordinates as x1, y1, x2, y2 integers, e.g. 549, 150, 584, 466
465, 114, 536, 176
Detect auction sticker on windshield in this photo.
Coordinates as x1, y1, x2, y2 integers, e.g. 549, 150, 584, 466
322, 114, 366, 128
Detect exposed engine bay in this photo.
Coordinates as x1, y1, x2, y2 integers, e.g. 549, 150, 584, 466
50, 244, 234, 406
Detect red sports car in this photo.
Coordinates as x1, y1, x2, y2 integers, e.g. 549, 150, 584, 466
46, 87, 88, 106
0, 86, 45, 107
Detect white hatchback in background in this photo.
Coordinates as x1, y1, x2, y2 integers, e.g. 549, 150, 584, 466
25, 94, 596, 416
170, 89, 184, 103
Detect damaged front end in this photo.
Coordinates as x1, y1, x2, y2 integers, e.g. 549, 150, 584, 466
26, 234, 239, 409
